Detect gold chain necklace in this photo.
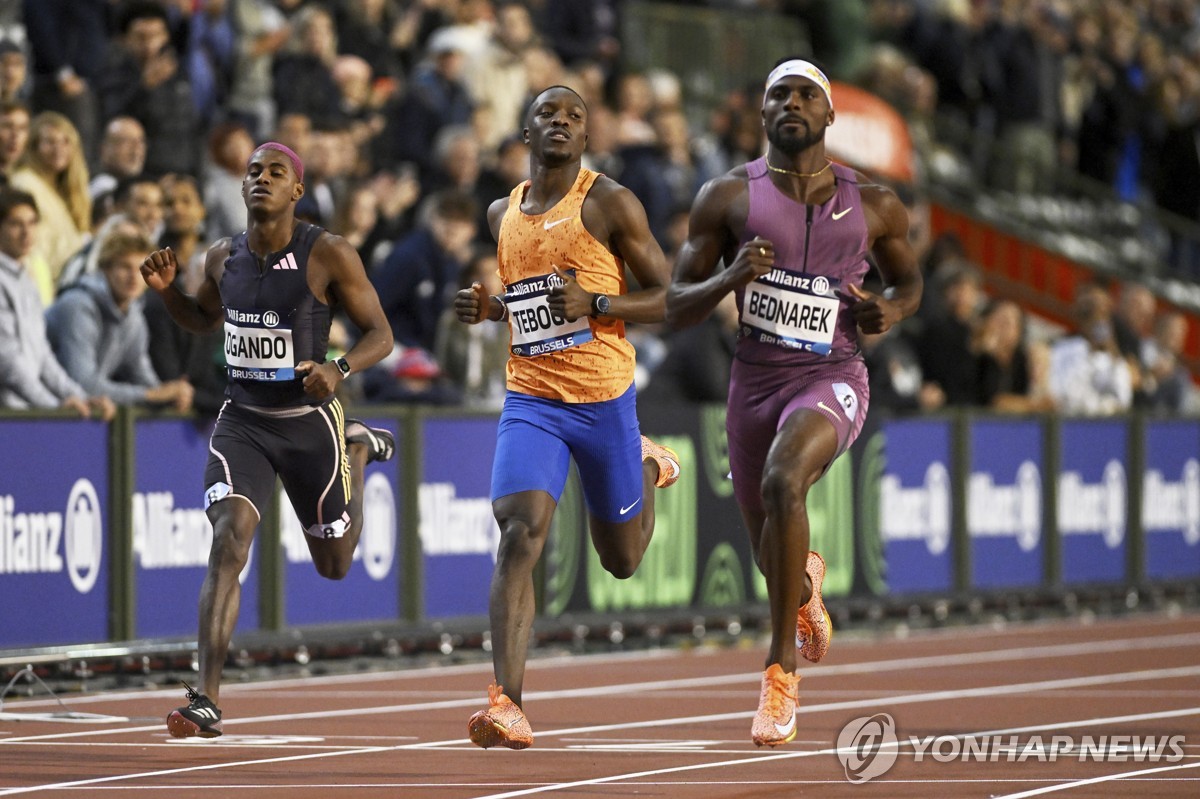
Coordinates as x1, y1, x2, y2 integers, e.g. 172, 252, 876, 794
765, 159, 832, 179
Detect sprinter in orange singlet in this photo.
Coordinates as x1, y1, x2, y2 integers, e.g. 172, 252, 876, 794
454, 85, 680, 750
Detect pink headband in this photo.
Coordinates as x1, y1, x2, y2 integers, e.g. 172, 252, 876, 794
255, 141, 304, 182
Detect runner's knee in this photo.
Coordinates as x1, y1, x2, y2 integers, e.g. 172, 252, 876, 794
760, 464, 810, 518
597, 547, 640, 580
496, 518, 545, 567
313, 554, 351, 580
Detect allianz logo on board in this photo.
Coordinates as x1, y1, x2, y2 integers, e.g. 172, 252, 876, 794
133, 491, 212, 567
880, 462, 951, 555
280, 472, 395, 580
1143, 459, 1200, 544
1057, 461, 1126, 548
134, 491, 254, 583
967, 461, 1042, 552
0, 479, 103, 594
418, 482, 499, 559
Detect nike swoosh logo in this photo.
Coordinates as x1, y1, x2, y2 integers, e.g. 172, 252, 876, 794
774, 714, 796, 738
832, 208, 852, 220
817, 401, 839, 418
619, 498, 642, 515
543, 217, 574, 230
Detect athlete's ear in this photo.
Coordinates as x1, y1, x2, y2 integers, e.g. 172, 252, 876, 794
292, 181, 305, 201
827, 107, 835, 126
522, 127, 530, 144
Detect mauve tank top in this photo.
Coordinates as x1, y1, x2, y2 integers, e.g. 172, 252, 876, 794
735, 159, 870, 367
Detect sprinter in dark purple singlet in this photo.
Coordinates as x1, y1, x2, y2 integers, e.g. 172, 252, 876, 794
140, 142, 395, 739
666, 59, 922, 747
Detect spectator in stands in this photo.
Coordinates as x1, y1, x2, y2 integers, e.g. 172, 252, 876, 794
0, 187, 114, 418
427, 124, 483, 196
1112, 282, 1156, 407
1073, 10, 1142, 201
335, 0, 405, 83
862, 321, 945, 415
434, 248, 510, 409
0, 100, 29, 184
371, 188, 478, 353
541, 0, 621, 76
9, 111, 91, 303
225, 0, 290, 140
357, 165, 422, 269
642, 293, 739, 404
1154, 56, 1200, 277
100, 1, 200, 177
294, 128, 348, 228
273, 111, 314, 161
101, 175, 163, 239
382, 34, 475, 174
184, 0, 237, 127
58, 176, 165, 293
22, 0, 107, 162
143, 174, 225, 417
89, 116, 147, 224
332, 55, 389, 157
916, 261, 983, 406
579, 101, 621, 176
202, 121, 256, 240
272, 4, 344, 130
1142, 311, 1195, 413
475, 134, 529, 241
46, 229, 193, 411
915, 231, 967, 323
984, 4, 1065, 195
464, 1, 538, 151
335, 180, 382, 270
1048, 282, 1132, 415
973, 298, 1054, 413
0, 40, 28, 105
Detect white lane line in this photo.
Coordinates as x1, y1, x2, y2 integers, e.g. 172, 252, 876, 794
6, 629, 1200, 744
3, 666, 1198, 796
472, 697, 1200, 799
993, 760, 1200, 798
11, 626, 1200, 713
496, 666, 1200, 739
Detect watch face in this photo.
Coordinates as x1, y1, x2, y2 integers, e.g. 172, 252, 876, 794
336, 357, 351, 376
596, 294, 610, 314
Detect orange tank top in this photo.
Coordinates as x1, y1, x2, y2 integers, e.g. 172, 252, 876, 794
497, 168, 634, 403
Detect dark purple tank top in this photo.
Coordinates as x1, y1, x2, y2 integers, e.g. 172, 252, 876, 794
735, 159, 869, 366
220, 222, 330, 407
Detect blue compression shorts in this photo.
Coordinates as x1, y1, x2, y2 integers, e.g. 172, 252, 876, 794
491, 385, 644, 522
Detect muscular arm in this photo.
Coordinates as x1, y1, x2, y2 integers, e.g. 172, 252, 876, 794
318, 233, 394, 373
144, 242, 227, 334
584, 178, 669, 324
853, 183, 923, 334
666, 173, 768, 329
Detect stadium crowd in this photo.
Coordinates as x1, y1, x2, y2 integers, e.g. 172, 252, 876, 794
0, 0, 1195, 420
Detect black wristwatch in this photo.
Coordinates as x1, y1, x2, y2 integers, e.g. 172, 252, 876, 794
591, 293, 611, 317
334, 356, 352, 379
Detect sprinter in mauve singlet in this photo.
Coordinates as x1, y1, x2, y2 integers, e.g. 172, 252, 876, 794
667, 58, 923, 747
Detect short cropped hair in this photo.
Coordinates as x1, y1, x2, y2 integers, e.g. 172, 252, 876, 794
0, 187, 37, 221
97, 230, 154, 271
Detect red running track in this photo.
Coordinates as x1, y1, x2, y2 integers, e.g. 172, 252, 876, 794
2, 612, 1199, 797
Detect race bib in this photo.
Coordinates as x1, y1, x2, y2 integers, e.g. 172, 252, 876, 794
742, 270, 840, 355
224, 308, 295, 380
505, 270, 594, 357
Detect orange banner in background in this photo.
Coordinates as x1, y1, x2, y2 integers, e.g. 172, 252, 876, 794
825, 82, 914, 184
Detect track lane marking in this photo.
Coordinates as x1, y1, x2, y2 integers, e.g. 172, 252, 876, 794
4, 666, 1199, 796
